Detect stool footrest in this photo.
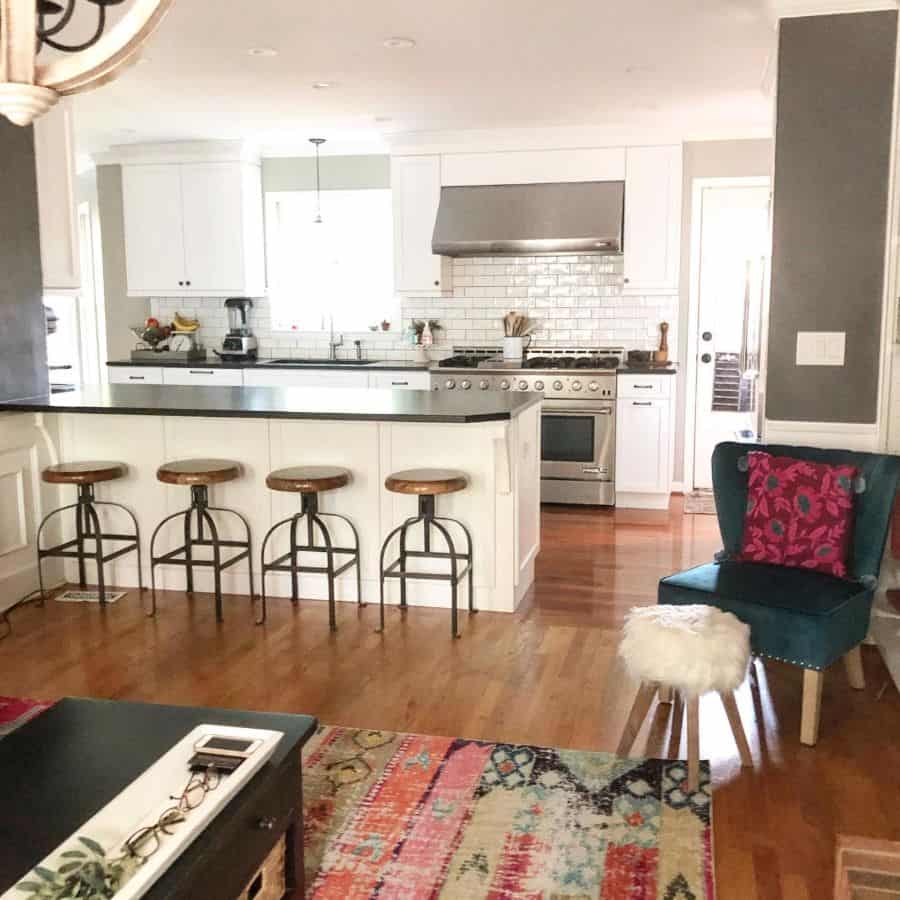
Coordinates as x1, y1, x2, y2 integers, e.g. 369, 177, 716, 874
383, 557, 471, 584
153, 545, 250, 572
39, 536, 139, 565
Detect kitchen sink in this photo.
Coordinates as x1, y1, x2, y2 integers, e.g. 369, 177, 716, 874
259, 358, 376, 366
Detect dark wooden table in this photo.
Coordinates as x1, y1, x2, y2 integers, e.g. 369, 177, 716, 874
0, 697, 317, 899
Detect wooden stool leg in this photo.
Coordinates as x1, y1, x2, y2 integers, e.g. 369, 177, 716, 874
719, 691, 752, 767
686, 695, 700, 792
658, 685, 673, 704
801, 669, 824, 747
616, 682, 658, 757
843, 645, 865, 690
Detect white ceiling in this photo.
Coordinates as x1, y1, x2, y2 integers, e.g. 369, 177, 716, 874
72, 0, 776, 158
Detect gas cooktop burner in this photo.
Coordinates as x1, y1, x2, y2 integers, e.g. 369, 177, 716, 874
438, 353, 494, 369
523, 355, 620, 370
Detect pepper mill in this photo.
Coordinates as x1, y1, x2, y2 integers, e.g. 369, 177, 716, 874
656, 322, 669, 363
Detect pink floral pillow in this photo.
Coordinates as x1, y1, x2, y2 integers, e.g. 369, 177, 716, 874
738, 451, 858, 577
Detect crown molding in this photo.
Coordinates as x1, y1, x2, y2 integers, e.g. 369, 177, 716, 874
770, 0, 898, 18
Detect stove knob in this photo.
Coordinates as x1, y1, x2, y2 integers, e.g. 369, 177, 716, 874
552, 380, 564, 391
571, 380, 583, 392
533, 380, 545, 391
479, 379, 491, 390
460, 379, 472, 390
518, 380, 529, 391
499, 379, 511, 390
444, 378, 456, 390
588, 381, 600, 392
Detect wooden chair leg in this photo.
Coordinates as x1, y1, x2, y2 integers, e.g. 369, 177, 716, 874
686, 695, 700, 792
658, 685, 673, 704
719, 691, 752, 767
843, 645, 865, 690
800, 668, 824, 747
616, 682, 658, 757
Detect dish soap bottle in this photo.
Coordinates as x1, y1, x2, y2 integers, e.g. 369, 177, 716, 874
422, 321, 433, 348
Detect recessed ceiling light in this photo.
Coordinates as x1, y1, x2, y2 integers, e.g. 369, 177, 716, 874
312, 81, 334, 89
383, 37, 416, 49
247, 47, 278, 57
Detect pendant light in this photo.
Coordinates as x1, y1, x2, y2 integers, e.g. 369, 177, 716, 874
0, 0, 174, 126
309, 137, 326, 224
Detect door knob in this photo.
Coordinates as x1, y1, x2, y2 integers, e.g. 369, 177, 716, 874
702, 331, 712, 342
701, 353, 712, 364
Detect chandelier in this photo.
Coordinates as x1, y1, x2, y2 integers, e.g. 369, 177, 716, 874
0, 0, 174, 126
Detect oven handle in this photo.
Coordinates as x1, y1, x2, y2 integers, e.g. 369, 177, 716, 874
542, 406, 615, 415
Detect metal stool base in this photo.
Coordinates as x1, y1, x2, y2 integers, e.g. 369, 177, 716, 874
36, 483, 143, 605
378, 494, 474, 638
149, 484, 253, 623
259, 491, 362, 629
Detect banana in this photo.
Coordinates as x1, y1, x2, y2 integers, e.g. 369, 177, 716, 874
173, 312, 200, 332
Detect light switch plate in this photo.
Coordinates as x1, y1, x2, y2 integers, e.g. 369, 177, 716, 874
796, 331, 846, 366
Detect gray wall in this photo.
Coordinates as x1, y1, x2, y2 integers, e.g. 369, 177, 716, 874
262, 155, 390, 192
0, 122, 47, 401
766, 11, 896, 424
675, 139, 773, 483
96, 165, 150, 361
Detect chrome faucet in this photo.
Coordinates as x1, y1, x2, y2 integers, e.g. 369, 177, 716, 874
328, 316, 343, 360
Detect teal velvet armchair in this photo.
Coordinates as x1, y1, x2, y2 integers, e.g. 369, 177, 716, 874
659, 441, 900, 746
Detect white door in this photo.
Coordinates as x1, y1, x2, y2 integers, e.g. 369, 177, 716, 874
122, 165, 186, 293
691, 182, 771, 490
180, 163, 245, 292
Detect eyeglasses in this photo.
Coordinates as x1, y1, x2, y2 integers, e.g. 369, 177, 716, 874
123, 766, 221, 862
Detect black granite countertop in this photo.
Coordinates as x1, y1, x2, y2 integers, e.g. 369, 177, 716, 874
106, 357, 433, 371
0, 384, 540, 423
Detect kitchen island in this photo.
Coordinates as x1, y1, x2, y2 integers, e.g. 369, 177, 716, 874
0, 385, 541, 614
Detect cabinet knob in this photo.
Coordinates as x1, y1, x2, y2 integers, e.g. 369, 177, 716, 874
185, 280, 192, 286
624, 277, 630, 284
178, 281, 184, 286
434, 280, 439, 287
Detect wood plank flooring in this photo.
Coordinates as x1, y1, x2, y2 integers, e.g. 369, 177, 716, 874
3, 498, 900, 898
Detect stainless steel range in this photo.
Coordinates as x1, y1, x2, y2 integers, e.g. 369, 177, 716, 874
432, 347, 623, 506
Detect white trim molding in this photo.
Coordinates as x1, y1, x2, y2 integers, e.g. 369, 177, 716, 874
770, 0, 898, 18
763, 419, 881, 451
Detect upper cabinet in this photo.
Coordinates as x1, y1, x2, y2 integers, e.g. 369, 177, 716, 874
121, 154, 265, 297
33, 101, 80, 291
391, 155, 452, 295
623, 145, 682, 294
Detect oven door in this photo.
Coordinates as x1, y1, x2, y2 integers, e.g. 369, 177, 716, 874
540, 400, 615, 481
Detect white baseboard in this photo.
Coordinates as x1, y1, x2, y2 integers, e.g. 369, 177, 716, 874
616, 492, 672, 511
671, 481, 685, 494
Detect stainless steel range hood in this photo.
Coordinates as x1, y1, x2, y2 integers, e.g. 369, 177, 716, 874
431, 181, 624, 257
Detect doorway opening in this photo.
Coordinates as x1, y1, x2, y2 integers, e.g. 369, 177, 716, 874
684, 177, 771, 495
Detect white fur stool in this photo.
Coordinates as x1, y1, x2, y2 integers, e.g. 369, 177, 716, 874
616, 604, 753, 791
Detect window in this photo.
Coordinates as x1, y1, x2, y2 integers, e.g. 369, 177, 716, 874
265, 190, 396, 332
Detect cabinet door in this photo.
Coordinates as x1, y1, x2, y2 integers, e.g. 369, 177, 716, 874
615, 397, 671, 493
107, 366, 164, 385
368, 371, 431, 390
392, 155, 448, 294
122, 165, 186, 294
623, 146, 682, 293
161, 367, 244, 387
180, 163, 246, 293
244, 369, 368, 388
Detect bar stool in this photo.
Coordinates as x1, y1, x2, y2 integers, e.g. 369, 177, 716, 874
259, 466, 363, 629
37, 461, 142, 604
149, 459, 253, 622
379, 468, 474, 639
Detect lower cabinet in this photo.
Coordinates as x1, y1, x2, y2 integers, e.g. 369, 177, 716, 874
162, 368, 244, 387
615, 375, 674, 509
243, 369, 370, 389
108, 366, 164, 385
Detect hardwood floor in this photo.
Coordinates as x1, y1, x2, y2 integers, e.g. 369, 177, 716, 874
3, 498, 900, 899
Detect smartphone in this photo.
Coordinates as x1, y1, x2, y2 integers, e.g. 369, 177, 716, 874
193, 734, 263, 759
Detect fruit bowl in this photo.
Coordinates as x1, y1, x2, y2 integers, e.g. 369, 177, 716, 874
130, 325, 170, 348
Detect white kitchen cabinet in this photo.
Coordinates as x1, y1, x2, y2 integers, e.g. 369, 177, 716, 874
616, 374, 674, 509
391, 155, 452, 295
623, 145, 682, 294
243, 369, 370, 389
122, 161, 265, 298
368, 371, 431, 390
161, 367, 244, 387
107, 366, 164, 385
33, 101, 80, 290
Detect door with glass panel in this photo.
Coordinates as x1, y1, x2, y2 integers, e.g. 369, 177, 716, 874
692, 182, 771, 490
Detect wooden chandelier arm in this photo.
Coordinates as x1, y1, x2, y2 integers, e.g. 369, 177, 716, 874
1, 0, 37, 83
34, 0, 175, 95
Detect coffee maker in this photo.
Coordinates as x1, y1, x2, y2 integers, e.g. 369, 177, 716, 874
218, 298, 258, 360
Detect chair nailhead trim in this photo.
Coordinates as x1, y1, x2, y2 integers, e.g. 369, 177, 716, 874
756, 651, 822, 671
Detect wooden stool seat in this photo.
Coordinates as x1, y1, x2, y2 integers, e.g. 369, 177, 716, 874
266, 465, 351, 494
42, 461, 125, 485
384, 468, 468, 496
157, 459, 241, 487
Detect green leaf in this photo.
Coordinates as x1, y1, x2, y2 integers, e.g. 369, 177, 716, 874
13, 883, 42, 893
33, 868, 57, 883
60, 850, 86, 859
57, 862, 82, 875
77, 837, 106, 857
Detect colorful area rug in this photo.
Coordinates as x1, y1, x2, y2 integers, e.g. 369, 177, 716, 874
302, 726, 715, 899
